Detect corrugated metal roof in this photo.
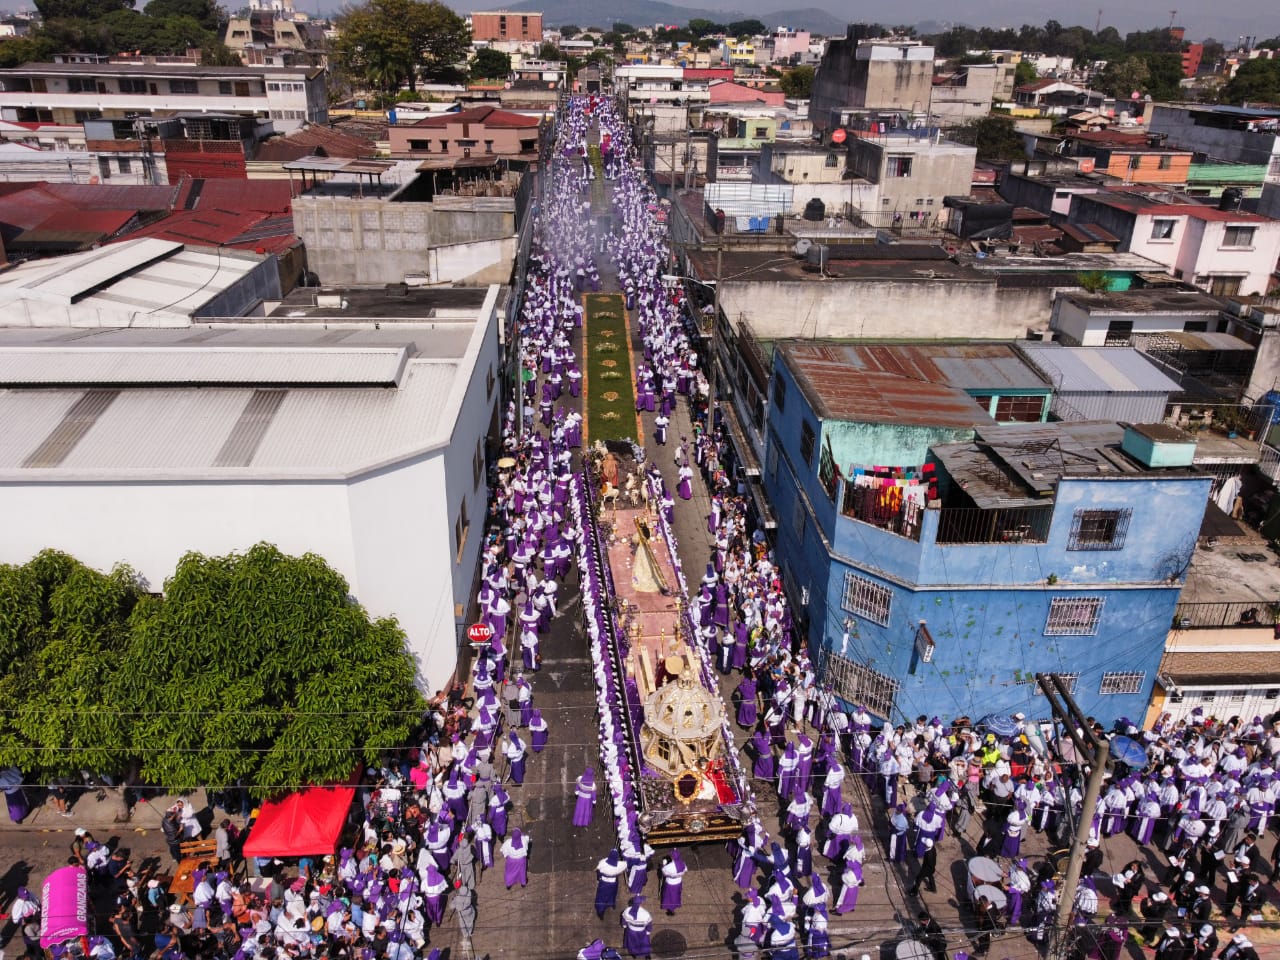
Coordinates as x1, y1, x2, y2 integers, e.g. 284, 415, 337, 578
1016, 342, 1182, 395
0, 362, 459, 477
779, 341, 997, 429
1133, 330, 1255, 352
0, 345, 410, 387
0, 240, 265, 320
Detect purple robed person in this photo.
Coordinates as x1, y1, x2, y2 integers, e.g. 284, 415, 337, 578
834, 861, 863, 915
735, 675, 758, 728
659, 849, 686, 913
750, 729, 775, 779
572, 768, 597, 827
621, 896, 652, 959
501, 828, 529, 889
529, 708, 548, 752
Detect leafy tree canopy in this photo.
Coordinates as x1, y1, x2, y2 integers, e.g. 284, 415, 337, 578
610, 22, 634, 36
1014, 60, 1037, 86
470, 45, 510, 79
953, 115, 1026, 162
0, 545, 424, 796
778, 64, 813, 99
34, 0, 131, 21
686, 18, 724, 38
333, 0, 470, 95
726, 19, 765, 38
558, 23, 579, 39
143, 0, 223, 32
1097, 55, 1151, 99
1222, 57, 1280, 105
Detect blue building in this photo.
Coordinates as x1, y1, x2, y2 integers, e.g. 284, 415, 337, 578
763, 341, 1214, 726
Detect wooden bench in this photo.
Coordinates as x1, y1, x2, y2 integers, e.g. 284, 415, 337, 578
169, 837, 220, 903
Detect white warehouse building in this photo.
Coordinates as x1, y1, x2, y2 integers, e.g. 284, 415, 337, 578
0, 240, 500, 692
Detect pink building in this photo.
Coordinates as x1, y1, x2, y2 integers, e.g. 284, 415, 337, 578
387, 105, 541, 158
771, 29, 810, 62
708, 79, 785, 106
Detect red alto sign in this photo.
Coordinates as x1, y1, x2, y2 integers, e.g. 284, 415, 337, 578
467, 622, 494, 644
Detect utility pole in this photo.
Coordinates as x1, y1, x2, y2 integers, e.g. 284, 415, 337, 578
1036, 673, 1111, 960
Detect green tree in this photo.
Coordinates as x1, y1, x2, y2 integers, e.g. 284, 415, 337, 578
686, 18, 719, 38
0, 552, 140, 808
470, 46, 511, 78
778, 64, 813, 98
143, 0, 222, 32
1141, 52, 1184, 101
33, 0, 132, 20
610, 22, 634, 35
955, 115, 1026, 161
1222, 57, 1280, 105
726, 19, 765, 37
113, 543, 424, 795
1014, 60, 1037, 87
0, 33, 60, 67
559, 23, 579, 38
1097, 55, 1151, 99
333, 0, 469, 95
0, 544, 424, 802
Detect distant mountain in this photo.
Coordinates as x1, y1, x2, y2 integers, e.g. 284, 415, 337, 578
497, 0, 848, 35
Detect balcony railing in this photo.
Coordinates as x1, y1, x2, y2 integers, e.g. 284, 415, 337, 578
841, 484, 923, 541
1173, 601, 1280, 629
935, 506, 1052, 545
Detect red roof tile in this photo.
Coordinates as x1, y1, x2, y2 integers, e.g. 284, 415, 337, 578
32, 208, 137, 236
253, 124, 376, 163
116, 206, 295, 254
410, 105, 540, 130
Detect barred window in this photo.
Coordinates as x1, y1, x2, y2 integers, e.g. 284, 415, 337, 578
818, 442, 838, 501
1033, 672, 1079, 695
824, 652, 900, 719
842, 572, 891, 626
1045, 597, 1103, 636
1068, 508, 1132, 551
800, 420, 815, 467
1099, 671, 1144, 695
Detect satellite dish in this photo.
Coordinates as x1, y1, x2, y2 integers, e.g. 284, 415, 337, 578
793, 238, 812, 257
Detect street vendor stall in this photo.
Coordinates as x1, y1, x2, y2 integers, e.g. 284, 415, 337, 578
242, 781, 357, 859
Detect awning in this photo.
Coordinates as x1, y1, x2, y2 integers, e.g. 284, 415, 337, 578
241, 781, 357, 859
1160, 649, 1280, 686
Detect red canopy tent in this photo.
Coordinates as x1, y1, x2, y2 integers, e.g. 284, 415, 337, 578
242, 783, 357, 859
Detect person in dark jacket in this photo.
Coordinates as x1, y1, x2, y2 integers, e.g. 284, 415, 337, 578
1138, 890, 1172, 945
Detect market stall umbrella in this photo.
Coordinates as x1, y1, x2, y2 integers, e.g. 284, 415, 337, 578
1110, 735, 1148, 769
974, 884, 1008, 911
977, 713, 1020, 739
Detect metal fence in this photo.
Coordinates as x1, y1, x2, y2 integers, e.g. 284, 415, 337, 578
840, 484, 924, 541
935, 506, 1052, 544
1172, 601, 1280, 629
821, 652, 901, 720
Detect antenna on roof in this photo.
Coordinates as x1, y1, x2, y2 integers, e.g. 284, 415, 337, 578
1095, 8, 1103, 34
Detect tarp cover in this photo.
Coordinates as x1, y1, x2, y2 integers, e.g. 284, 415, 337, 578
41, 865, 88, 947
242, 783, 356, 858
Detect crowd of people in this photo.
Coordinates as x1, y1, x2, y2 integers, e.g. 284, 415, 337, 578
12, 94, 1280, 960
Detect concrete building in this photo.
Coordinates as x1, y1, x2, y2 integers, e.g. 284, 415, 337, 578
845, 130, 976, 228
1147, 104, 1280, 181
0, 61, 326, 132
470, 10, 542, 42
1064, 129, 1194, 186
767, 29, 811, 65
684, 246, 1164, 340
387, 105, 541, 159
808, 31, 934, 131
289, 158, 522, 286
1067, 191, 1280, 297
1013, 80, 1104, 117
761, 344, 1214, 722
615, 64, 708, 105
0, 262, 501, 691
709, 80, 784, 106
1050, 289, 1227, 348
928, 65, 999, 125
